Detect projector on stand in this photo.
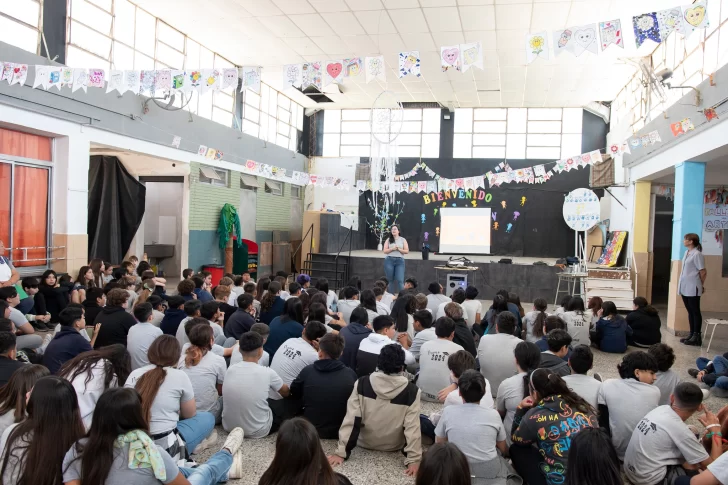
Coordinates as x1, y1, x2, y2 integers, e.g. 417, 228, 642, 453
446, 256, 474, 268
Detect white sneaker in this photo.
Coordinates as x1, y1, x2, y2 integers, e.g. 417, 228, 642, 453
191, 429, 218, 455
222, 427, 244, 455
37, 334, 53, 355
702, 389, 711, 400
229, 450, 245, 479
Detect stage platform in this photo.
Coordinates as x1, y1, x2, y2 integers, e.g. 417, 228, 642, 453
331, 250, 564, 303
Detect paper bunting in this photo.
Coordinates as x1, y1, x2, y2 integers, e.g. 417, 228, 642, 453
572, 25, 599, 56
9, 64, 28, 86
242, 66, 261, 94
399, 51, 421, 78
460, 42, 482, 72
60, 67, 73, 87
71, 68, 88, 93
553, 29, 575, 56
107, 70, 124, 94
282, 64, 302, 90
365, 56, 386, 84
140, 70, 156, 96
441, 45, 461, 72
534, 165, 546, 177
1, 63, 13, 83
32, 66, 46, 89
325, 61, 344, 86
682, 1, 709, 36
657, 8, 683, 40
172, 136, 181, 148
526, 33, 549, 63
221, 68, 238, 90
633, 12, 661, 48
344, 58, 362, 79
202, 69, 222, 93
670, 121, 685, 136
156, 70, 172, 92
47, 67, 61, 90
88, 69, 105, 88
599, 20, 623, 50
704, 108, 719, 122
124, 70, 141, 95
302, 62, 322, 90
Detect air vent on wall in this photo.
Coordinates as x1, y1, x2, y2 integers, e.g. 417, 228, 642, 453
401, 102, 441, 109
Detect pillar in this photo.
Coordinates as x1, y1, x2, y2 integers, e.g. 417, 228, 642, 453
667, 161, 705, 335
632, 181, 653, 301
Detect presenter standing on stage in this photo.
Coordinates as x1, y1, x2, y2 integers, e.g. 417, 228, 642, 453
383, 225, 409, 294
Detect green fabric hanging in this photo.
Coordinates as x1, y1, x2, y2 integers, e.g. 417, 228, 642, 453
217, 203, 242, 249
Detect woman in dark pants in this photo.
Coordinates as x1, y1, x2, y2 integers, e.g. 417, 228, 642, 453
678, 233, 706, 346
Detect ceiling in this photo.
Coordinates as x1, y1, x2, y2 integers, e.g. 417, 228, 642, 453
132, 0, 679, 110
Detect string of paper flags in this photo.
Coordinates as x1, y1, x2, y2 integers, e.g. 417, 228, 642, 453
526, 0, 708, 63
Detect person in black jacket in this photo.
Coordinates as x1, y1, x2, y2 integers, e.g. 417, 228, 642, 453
339, 307, 371, 369
92, 288, 137, 348
444, 302, 477, 357
626, 296, 662, 347
225, 293, 256, 339
289, 332, 357, 439
81, 287, 105, 326
43, 306, 94, 374
160, 296, 186, 336
37, 269, 70, 324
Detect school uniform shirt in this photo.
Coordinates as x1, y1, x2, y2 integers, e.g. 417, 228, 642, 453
0, 357, 24, 387
597, 378, 661, 460
175, 319, 223, 349
356, 333, 415, 377
124, 365, 194, 436
222, 362, 283, 438
426, 293, 451, 313
430, 380, 494, 426
654, 369, 681, 406
678, 248, 705, 297
410, 327, 437, 361
337, 299, 360, 324
496, 373, 528, 447
380, 292, 394, 310
435, 403, 506, 467
436, 301, 466, 324
478, 333, 521, 397
93, 306, 137, 348
375, 301, 391, 315
265, 317, 304, 361
150, 309, 165, 327
229, 346, 269, 367
42, 327, 93, 374
327, 290, 339, 312
269, 337, 318, 399
417, 339, 464, 401
624, 405, 709, 485
69, 360, 117, 430
127, 321, 163, 370
461, 300, 483, 329
706, 451, 728, 484
562, 374, 601, 409
523, 311, 546, 343
561, 310, 591, 347
178, 349, 226, 416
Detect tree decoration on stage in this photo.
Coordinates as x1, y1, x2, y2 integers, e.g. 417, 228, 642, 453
366, 194, 406, 251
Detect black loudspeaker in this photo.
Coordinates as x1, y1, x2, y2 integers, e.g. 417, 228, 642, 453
498, 259, 512, 264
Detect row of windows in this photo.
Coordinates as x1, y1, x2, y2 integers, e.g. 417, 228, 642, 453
0, 0, 42, 55
242, 84, 305, 153
197, 166, 301, 198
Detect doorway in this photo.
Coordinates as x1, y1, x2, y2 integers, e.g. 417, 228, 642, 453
140, 177, 184, 278
239, 188, 257, 240
652, 196, 674, 304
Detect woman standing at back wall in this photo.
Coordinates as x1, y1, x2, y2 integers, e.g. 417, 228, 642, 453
679, 233, 706, 346
383, 225, 408, 294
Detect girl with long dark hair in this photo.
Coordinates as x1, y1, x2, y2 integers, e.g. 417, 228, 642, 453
415, 442, 471, 485
59, 344, 131, 430
63, 387, 246, 485
72, 265, 95, 304
0, 376, 84, 485
358, 289, 379, 321
496, 341, 541, 446
88, 258, 106, 289
265, 298, 305, 358
524, 298, 548, 343
382, 224, 409, 294
626, 296, 662, 347
179, 324, 226, 424
510, 368, 597, 485
255, 277, 270, 302
259, 281, 285, 325
125, 335, 215, 460
591, 301, 632, 353
38, 269, 70, 322
587, 296, 603, 326
679, 233, 706, 346
0, 365, 49, 436
565, 427, 623, 485
261, 417, 352, 485
315, 277, 339, 313
561, 296, 591, 347
390, 293, 415, 341
480, 295, 509, 336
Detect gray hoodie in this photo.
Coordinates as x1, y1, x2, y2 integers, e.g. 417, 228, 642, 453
539, 351, 571, 377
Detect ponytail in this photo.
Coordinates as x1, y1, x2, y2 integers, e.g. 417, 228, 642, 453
135, 336, 179, 423
532, 298, 548, 338
530, 368, 595, 415
685, 233, 702, 252
185, 325, 213, 367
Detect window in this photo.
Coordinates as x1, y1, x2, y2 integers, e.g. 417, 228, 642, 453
290, 185, 301, 199
67, 0, 235, 126
240, 173, 260, 191
0, 0, 42, 54
453, 108, 582, 159
323, 108, 441, 158
242, 83, 303, 152
199, 166, 227, 187
264, 180, 283, 196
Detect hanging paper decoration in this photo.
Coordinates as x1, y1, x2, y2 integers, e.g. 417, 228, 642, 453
242, 66, 261, 94
106, 70, 125, 94
344, 58, 362, 79
171, 70, 186, 91
88, 69, 105, 88
365, 56, 386, 84
398, 51, 421, 78
657, 8, 683, 40
633, 12, 661, 48
572, 25, 599, 56
140, 70, 156, 96
172, 136, 181, 148
202, 69, 222, 93
47, 67, 62, 90
534, 165, 546, 177
599, 20, 623, 50
648, 130, 661, 144
60, 67, 74, 87
325, 60, 344, 86
302, 62, 322, 90
670, 121, 685, 136
124, 70, 141, 95
188, 70, 202, 91
441, 45, 461, 72
32, 66, 47, 89
155, 70, 172, 92
221, 68, 238, 91
704, 108, 719, 122
460, 42, 482, 72
71, 68, 88, 93
553, 29, 575, 56
9, 64, 28, 86
680, 118, 694, 131
526, 33, 549, 63
681, 1, 709, 36
1, 63, 14, 83
282, 64, 302, 90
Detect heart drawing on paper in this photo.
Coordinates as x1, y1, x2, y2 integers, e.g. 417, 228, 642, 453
684, 5, 706, 27
327, 63, 342, 79
575, 29, 595, 48
442, 48, 459, 66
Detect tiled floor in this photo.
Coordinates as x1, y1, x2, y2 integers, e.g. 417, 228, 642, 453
194, 314, 728, 485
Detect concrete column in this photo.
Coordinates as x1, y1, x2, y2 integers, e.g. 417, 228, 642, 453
667, 161, 705, 335
632, 181, 653, 301
51, 135, 90, 274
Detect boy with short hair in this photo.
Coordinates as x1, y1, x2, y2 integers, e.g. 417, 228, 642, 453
649, 343, 681, 405
418, 317, 464, 401
562, 344, 602, 408
230, 322, 271, 367
538, 329, 572, 377
43, 306, 94, 374
81, 286, 105, 325
356, 315, 415, 377
20, 277, 51, 329
182, 268, 195, 280
598, 351, 661, 460
535, 315, 566, 352
127, 302, 162, 370
337, 286, 360, 324
410, 310, 435, 360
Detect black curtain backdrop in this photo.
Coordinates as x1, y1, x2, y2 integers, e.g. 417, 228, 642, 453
88, 156, 146, 263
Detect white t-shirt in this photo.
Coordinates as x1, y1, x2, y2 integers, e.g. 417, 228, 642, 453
69, 360, 118, 430
562, 374, 601, 409
337, 300, 360, 324
478, 333, 521, 397
127, 322, 163, 370
269, 338, 318, 400
436, 403, 506, 465
326, 290, 338, 312
436, 301, 466, 324
561, 310, 591, 347
178, 348, 227, 415
230, 347, 269, 367
598, 378, 661, 460
410, 327, 437, 361
523, 311, 546, 343
175, 319, 223, 348
430, 379, 494, 426
124, 365, 194, 435
624, 405, 709, 484
496, 372, 526, 446
461, 300, 482, 329
417, 339, 464, 401
0, 259, 12, 283
654, 369, 681, 406
222, 361, 283, 438
707, 450, 728, 484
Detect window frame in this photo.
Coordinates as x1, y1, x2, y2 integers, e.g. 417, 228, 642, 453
242, 84, 303, 152
199, 166, 228, 187
0, 0, 43, 55
290, 185, 302, 199
264, 180, 283, 196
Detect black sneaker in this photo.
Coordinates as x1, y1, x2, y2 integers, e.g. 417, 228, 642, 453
32, 321, 52, 331
685, 334, 703, 347
688, 368, 701, 378
680, 333, 694, 344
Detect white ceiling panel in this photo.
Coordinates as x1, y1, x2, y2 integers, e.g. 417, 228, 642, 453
420, 0, 457, 6
271, 0, 316, 14
459, 6, 495, 31
258, 16, 306, 37
239, 0, 283, 16
382, 0, 420, 8
289, 14, 336, 36
401, 32, 437, 51
431, 31, 465, 46
282, 37, 326, 56
355, 10, 398, 34
311, 35, 347, 52
320, 12, 366, 35
457, 0, 494, 4
494, 4, 531, 29
309, 0, 350, 12
530, 2, 571, 30
422, 7, 462, 31
342, 35, 380, 53
464, 30, 497, 46
345, 0, 385, 10
388, 8, 430, 33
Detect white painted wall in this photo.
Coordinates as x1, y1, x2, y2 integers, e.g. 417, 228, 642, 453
143, 182, 184, 276
308, 157, 359, 214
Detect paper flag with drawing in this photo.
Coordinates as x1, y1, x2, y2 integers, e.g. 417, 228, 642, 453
633, 12, 661, 48
140, 70, 156, 96
61, 68, 74, 87
460, 42, 482, 72
302, 62, 322, 90
657, 8, 682, 40
46, 68, 61, 90
0, 63, 13, 84
71, 68, 88, 93
398, 51, 421, 78
155, 70, 171, 92
344, 58, 362, 79
365, 56, 386, 83
681, 1, 709, 36
553, 29, 575, 56
282, 64, 302, 90
106, 70, 124, 94
242, 66, 261, 94
87, 69, 105, 88
526, 32, 549, 63
441, 45, 461, 72
221, 68, 238, 91
325, 61, 344, 86
125, 70, 141, 95
202, 69, 222, 93
9, 64, 28, 86
32, 66, 46, 89
599, 20, 623, 50
571, 24, 599, 56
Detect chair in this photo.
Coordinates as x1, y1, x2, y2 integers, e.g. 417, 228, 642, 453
703, 319, 728, 355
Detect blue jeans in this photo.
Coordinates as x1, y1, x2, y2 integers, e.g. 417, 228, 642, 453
384, 257, 405, 294
696, 356, 728, 390
177, 412, 216, 453
16, 297, 34, 315
179, 449, 232, 484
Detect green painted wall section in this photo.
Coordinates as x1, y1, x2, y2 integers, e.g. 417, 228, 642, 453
256, 180, 293, 231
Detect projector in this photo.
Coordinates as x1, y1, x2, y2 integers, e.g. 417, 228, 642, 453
446, 257, 474, 268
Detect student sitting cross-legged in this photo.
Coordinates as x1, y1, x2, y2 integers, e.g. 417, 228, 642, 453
538, 329, 572, 377
417, 317, 464, 402
42, 306, 95, 375
562, 344, 602, 409
496, 341, 542, 447
356, 315, 415, 377
328, 344, 422, 477
649, 343, 681, 405
410, 310, 436, 361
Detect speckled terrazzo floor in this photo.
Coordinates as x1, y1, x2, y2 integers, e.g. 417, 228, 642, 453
193, 305, 728, 485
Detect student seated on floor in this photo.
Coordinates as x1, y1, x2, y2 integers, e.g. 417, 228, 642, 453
590, 300, 632, 353
328, 344, 422, 477
538, 329, 572, 377
426, 282, 451, 314
410, 310, 435, 361
689, 352, 728, 398
356, 315, 414, 377
565, 427, 623, 485
415, 442, 472, 485
523, 298, 548, 343
598, 350, 661, 461
560, 296, 592, 347
535, 315, 566, 352
623, 382, 723, 485
496, 341, 541, 447
336, 287, 360, 324
160, 295, 187, 337
626, 296, 662, 348
417, 317, 464, 402
562, 344, 602, 409
222, 332, 289, 438
435, 288, 465, 323
42, 306, 94, 375
650, 343, 681, 406
444, 302, 476, 357
478, 312, 521, 397
289, 332, 358, 440
127, 303, 162, 371
339, 307, 371, 370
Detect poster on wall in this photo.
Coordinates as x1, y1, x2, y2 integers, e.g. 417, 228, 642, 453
703, 187, 728, 256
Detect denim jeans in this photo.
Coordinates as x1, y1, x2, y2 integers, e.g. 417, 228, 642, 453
16, 297, 34, 315
696, 355, 728, 390
179, 449, 232, 485
177, 411, 216, 453
384, 256, 405, 294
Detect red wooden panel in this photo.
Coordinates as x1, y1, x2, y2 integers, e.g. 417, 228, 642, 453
0, 128, 52, 161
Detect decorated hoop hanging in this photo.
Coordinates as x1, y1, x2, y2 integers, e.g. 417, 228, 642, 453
370, 90, 404, 144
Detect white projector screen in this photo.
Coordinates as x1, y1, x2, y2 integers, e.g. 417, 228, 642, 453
439, 207, 492, 254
